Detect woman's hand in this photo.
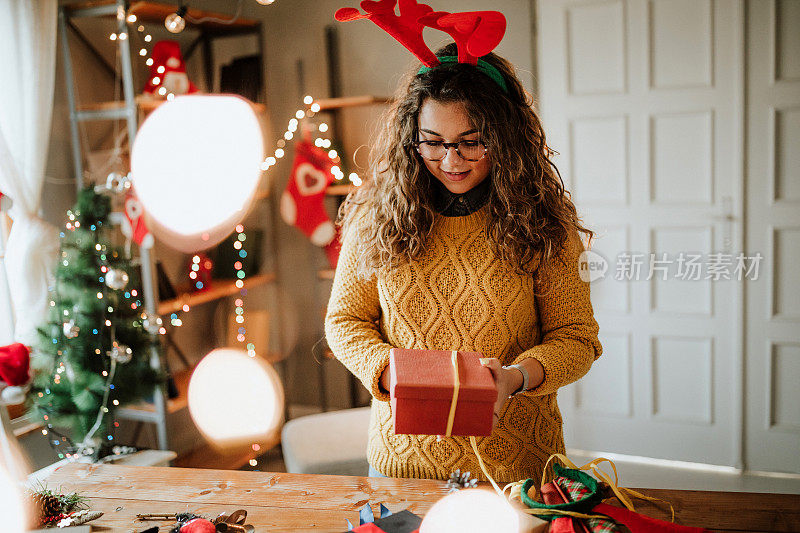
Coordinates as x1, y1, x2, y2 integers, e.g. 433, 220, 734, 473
479, 358, 524, 428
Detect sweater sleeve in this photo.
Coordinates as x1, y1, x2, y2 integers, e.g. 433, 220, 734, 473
513, 230, 603, 396
324, 222, 393, 402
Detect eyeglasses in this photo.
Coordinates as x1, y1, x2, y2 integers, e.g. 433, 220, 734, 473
415, 140, 488, 162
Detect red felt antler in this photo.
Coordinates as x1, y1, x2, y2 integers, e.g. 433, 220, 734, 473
418, 10, 506, 65
335, 0, 440, 67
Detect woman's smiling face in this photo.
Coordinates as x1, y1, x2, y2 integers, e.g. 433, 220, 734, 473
417, 99, 492, 195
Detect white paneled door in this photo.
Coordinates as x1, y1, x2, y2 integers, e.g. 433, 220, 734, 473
744, 1, 800, 475
537, 0, 745, 467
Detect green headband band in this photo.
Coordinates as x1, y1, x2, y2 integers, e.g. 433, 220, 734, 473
417, 55, 509, 94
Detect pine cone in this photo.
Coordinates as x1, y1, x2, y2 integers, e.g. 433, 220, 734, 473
32, 492, 64, 524
446, 469, 479, 492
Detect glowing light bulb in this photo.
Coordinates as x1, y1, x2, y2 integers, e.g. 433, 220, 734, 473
420, 489, 524, 533
266, 156, 276, 165
118, 32, 128, 40
188, 348, 284, 447
303, 95, 313, 105
319, 123, 328, 132
310, 103, 321, 112
295, 110, 305, 119
256, 0, 276, 5
157, 65, 165, 74
127, 14, 137, 22
146, 58, 154, 66
109, 33, 117, 41
328, 150, 338, 159
145, 34, 152, 42
275, 148, 284, 158
139, 48, 148, 56
284, 131, 293, 140
165, 8, 187, 33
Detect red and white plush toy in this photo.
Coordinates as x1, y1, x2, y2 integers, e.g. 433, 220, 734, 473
142, 40, 197, 99
0, 343, 31, 405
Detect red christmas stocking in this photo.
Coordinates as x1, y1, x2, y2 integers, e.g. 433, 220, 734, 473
280, 140, 337, 249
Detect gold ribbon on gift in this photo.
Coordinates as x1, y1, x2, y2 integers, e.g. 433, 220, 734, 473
444, 351, 503, 494
444, 350, 461, 437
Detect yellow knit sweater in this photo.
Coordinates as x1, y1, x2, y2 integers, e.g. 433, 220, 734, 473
324, 206, 602, 483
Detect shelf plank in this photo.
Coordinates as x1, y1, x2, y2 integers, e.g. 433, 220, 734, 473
77, 97, 267, 115
66, 0, 260, 30
157, 272, 275, 315
326, 184, 356, 196
117, 366, 193, 416
314, 95, 391, 110
173, 430, 281, 470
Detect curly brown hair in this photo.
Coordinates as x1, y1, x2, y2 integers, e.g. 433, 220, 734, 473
339, 42, 593, 278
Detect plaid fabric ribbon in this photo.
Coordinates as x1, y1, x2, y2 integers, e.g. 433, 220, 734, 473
555, 476, 622, 533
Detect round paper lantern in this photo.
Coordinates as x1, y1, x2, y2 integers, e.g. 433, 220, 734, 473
131, 95, 265, 253
420, 488, 523, 533
187, 348, 284, 448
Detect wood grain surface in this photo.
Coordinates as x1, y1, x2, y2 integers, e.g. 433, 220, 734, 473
42, 463, 800, 532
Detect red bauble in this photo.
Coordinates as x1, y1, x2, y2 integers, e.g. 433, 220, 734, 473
180, 518, 217, 533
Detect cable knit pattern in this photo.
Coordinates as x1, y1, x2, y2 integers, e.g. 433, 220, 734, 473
324, 206, 602, 482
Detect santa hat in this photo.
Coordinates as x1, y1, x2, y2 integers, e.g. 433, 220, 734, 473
142, 40, 198, 97
0, 343, 30, 405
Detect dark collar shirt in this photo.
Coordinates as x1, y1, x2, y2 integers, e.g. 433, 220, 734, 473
432, 177, 491, 217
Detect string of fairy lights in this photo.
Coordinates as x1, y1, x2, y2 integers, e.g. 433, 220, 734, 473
260, 94, 364, 187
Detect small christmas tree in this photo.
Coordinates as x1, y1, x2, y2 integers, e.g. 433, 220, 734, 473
29, 186, 162, 458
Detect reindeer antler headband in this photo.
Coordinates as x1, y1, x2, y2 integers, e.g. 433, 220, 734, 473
335, 0, 508, 93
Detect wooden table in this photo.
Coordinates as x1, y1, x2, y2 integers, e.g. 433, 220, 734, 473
42, 463, 800, 532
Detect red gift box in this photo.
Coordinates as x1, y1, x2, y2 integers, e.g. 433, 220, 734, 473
389, 349, 497, 436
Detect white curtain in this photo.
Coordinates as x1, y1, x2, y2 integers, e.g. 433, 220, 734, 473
0, 0, 60, 345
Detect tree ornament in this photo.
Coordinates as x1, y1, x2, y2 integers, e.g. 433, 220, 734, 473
141, 313, 161, 334
179, 517, 217, 533
108, 342, 133, 364
63, 319, 80, 338
446, 469, 478, 492
104, 268, 130, 290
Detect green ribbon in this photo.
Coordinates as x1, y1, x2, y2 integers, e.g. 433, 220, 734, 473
418, 55, 509, 94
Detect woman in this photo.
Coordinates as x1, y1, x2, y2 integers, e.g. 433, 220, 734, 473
325, 42, 602, 483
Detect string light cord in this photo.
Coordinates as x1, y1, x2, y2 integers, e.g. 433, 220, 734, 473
184, 0, 243, 26
82, 358, 117, 447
